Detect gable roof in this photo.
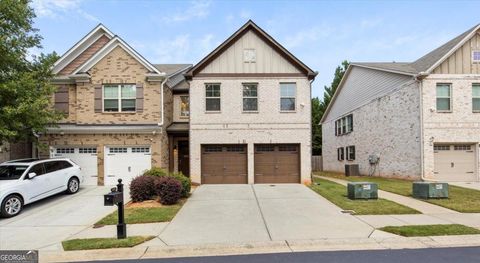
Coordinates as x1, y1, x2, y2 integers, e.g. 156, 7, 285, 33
53, 24, 165, 78
185, 20, 317, 80
154, 64, 192, 90
349, 23, 480, 76
72, 36, 162, 75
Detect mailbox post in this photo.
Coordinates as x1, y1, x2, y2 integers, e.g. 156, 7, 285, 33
103, 179, 126, 239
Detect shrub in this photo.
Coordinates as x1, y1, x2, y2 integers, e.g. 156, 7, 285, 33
171, 172, 191, 197
129, 175, 155, 202
143, 167, 168, 177
154, 177, 183, 205
144, 167, 191, 198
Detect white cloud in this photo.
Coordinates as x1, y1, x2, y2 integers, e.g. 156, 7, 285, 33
164, 0, 212, 23
31, 0, 99, 22
283, 25, 334, 49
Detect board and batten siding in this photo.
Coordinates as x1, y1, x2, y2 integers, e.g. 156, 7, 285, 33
323, 66, 413, 122
199, 30, 301, 74
433, 32, 480, 74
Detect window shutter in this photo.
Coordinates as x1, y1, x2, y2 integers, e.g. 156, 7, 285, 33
335, 121, 338, 136
94, 84, 102, 113
54, 85, 69, 114
136, 83, 144, 112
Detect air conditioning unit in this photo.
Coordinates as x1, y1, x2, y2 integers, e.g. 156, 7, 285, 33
345, 164, 360, 177
412, 182, 449, 199
347, 182, 378, 200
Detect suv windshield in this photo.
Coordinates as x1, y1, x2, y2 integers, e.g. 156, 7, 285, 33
0, 165, 28, 180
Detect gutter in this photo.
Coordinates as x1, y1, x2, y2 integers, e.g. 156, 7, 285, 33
159, 77, 168, 127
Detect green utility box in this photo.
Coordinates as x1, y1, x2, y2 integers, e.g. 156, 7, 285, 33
347, 182, 378, 200
412, 182, 449, 199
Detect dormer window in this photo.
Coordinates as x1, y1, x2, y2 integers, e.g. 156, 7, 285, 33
473, 51, 480, 63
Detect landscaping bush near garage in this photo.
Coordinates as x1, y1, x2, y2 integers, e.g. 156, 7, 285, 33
310, 178, 420, 215
143, 167, 191, 198
379, 224, 480, 237
62, 236, 155, 251
154, 176, 183, 205
316, 171, 480, 213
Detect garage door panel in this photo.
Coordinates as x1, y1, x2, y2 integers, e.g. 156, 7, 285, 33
254, 144, 300, 184
52, 147, 98, 185
104, 147, 151, 186
434, 144, 476, 182
201, 145, 247, 184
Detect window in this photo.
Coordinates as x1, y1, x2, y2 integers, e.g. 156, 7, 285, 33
243, 83, 258, 111
226, 146, 244, 152
335, 115, 353, 136
204, 146, 222, 152
256, 145, 274, 152
0, 165, 28, 180
473, 84, 480, 112
436, 84, 451, 112
205, 84, 221, 111
79, 148, 96, 154
279, 145, 298, 152
109, 147, 127, 153
132, 147, 150, 153
337, 147, 345, 161
28, 164, 45, 176
434, 145, 450, 151
56, 148, 74, 154
472, 51, 480, 63
103, 84, 136, 112
180, 96, 189, 117
280, 83, 296, 111
454, 145, 472, 151
45, 161, 71, 173
346, 146, 355, 161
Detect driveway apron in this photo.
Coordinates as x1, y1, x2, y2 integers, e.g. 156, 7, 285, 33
159, 184, 373, 245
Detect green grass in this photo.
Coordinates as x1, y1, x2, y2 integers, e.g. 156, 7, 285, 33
380, 224, 480, 237
310, 178, 420, 215
316, 171, 480, 213
62, 236, 155, 251
95, 203, 183, 226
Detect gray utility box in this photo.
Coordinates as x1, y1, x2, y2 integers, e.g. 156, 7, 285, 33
412, 182, 449, 199
345, 164, 360, 177
347, 182, 378, 200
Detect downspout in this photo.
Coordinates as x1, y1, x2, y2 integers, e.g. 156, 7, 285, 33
158, 76, 169, 127
416, 72, 427, 181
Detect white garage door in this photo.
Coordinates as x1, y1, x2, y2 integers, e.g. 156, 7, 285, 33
434, 144, 477, 182
52, 147, 98, 185
104, 146, 152, 186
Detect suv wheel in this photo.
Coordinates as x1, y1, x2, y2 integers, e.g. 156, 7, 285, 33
66, 177, 80, 194
1, 195, 23, 218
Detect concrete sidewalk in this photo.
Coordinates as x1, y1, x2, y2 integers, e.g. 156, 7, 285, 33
315, 175, 457, 214
41, 234, 480, 262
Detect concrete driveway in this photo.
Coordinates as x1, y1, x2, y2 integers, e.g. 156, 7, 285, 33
0, 186, 121, 251
160, 184, 373, 245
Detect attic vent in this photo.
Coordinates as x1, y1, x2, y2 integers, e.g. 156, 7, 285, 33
244, 49, 256, 63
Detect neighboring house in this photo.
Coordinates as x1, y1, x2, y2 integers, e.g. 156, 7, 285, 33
41, 24, 191, 185
185, 20, 317, 184
321, 24, 480, 182
40, 20, 316, 186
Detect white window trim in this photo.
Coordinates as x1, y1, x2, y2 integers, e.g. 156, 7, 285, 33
280, 82, 297, 112
242, 83, 258, 112
436, 83, 452, 113
346, 146, 355, 161
205, 83, 221, 113
473, 84, 480, 113
102, 84, 136, 113
179, 95, 190, 118
472, 50, 480, 63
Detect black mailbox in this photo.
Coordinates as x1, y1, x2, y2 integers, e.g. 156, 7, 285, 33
104, 190, 123, 206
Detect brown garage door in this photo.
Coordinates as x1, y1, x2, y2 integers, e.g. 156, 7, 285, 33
201, 144, 247, 184
254, 144, 300, 183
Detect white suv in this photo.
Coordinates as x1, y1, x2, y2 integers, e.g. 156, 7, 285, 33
0, 158, 83, 218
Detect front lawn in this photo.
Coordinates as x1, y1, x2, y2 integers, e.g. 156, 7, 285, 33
62, 236, 154, 251
95, 201, 184, 226
379, 224, 480, 237
310, 178, 420, 215
316, 171, 480, 213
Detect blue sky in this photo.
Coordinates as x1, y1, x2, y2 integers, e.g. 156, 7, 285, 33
32, 0, 480, 98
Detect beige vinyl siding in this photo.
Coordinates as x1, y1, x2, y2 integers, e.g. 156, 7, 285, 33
323, 66, 413, 122
433, 32, 480, 74
199, 30, 301, 74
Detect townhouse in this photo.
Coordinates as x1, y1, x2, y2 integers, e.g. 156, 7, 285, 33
41, 20, 316, 185
321, 24, 480, 182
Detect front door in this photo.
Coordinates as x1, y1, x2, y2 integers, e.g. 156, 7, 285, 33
178, 141, 190, 177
